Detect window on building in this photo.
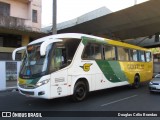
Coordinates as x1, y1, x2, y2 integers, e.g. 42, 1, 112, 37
0, 34, 21, 48
0, 37, 3, 47
104, 45, 116, 60
32, 10, 38, 23
0, 2, 10, 16
82, 43, 102, 60
0, 52, 21, 61
29, 37, 34, 43
117, 47, 129, 61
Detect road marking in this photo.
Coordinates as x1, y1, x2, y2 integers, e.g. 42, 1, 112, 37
101, 95, 138, 107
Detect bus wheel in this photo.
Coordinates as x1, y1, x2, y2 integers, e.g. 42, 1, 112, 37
132, 75, 140, 89
72, 81, 88, 102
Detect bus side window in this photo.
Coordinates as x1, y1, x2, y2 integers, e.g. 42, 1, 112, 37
117, 47, 129, 61
104, 45, 116, 60
130, 49, 138, 61
94, 44, 102, 59
138, 51, 146, 62
50, 48, 63, 71
82, 43, 102, 60
82, 44, 90, 59
146, 51, 151, 62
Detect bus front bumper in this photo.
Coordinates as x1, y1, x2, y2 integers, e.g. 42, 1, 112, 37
18, 83, 51, 99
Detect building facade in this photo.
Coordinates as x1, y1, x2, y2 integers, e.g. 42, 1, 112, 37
0, 0, 45, 60
0, 0, 47, 89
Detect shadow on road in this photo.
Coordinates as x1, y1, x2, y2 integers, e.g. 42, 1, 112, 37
22, 81, 152, 110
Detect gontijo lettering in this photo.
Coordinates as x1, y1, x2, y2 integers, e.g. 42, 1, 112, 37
127, 64, 144, 69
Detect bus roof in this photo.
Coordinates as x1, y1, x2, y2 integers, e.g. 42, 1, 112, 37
29, 33, 104, 45
29, 33, 149, 51
104, 38, 149, 51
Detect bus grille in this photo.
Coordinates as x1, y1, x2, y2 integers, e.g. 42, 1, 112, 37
19, 84, 36, 89
20, 90, 34, 95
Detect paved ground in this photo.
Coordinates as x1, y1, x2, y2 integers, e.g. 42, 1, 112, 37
0, 82, 160, 120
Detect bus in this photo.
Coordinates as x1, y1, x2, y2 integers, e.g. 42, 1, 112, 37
12, 33, 153, 101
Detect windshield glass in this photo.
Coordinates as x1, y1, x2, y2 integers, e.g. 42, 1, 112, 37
19, 38, 81, 78
20, 43, 51, 77
155, 74, 160, 78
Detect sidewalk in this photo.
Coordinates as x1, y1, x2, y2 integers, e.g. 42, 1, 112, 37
0, 80, 18, 92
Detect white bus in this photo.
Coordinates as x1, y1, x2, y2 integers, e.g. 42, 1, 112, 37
12, 33, 153, 101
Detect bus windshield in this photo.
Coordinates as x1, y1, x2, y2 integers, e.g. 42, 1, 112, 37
20, 43, 51, 78
19, 38, 81, 78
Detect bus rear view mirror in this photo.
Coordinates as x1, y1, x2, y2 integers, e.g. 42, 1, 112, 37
12, 46, 26, 61
40, 38, 63, 56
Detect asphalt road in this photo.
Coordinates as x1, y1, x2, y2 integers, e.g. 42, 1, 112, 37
0, 82, 160, 119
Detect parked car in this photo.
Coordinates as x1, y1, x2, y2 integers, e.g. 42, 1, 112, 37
149, 74, 160, 93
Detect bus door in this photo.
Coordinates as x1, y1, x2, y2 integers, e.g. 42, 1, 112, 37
49, 43, 68, 97
81, 42, 104, 90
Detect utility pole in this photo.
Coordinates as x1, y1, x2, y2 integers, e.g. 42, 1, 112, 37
134, 0, 137, 5
52, 0, 57, 34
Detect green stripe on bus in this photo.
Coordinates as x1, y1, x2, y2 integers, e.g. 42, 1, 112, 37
108, 61, 127, 82
30, 77, 41, 85
96, 60, 127, 83
22, 77, 40, 85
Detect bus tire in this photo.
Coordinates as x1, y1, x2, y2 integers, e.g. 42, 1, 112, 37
132, 75, 140, 89
72, 81, 88, 102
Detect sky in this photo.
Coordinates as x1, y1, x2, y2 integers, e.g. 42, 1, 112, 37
41, 0, 148, 27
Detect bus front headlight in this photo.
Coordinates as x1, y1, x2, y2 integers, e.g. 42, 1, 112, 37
149, 81, 153, 85
36, 79, 50, 87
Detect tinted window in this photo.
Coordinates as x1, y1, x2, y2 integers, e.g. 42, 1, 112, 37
82, 43, 102, 60
0, 2, 10, 16
138, 51, 145, 62
146, 51, 152, 62
155, 74, 160, 78
130, 49, 138, 61
104, 45, 116, 60
117, 47, 129, 61
0, 52, 21, 60
32, 10, 37, 23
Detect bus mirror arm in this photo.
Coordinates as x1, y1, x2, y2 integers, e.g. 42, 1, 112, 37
40, 39, 63, 56
12, 46, 26, 61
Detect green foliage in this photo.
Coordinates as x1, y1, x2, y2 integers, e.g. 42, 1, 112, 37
150, 47, 160, 54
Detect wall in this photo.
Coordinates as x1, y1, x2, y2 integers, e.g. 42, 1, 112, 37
31, 0, 42, 30
0, 62, 6, 90
0, 0, 28, 19
0, 0, 42, 31
0, 61, 21, 90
